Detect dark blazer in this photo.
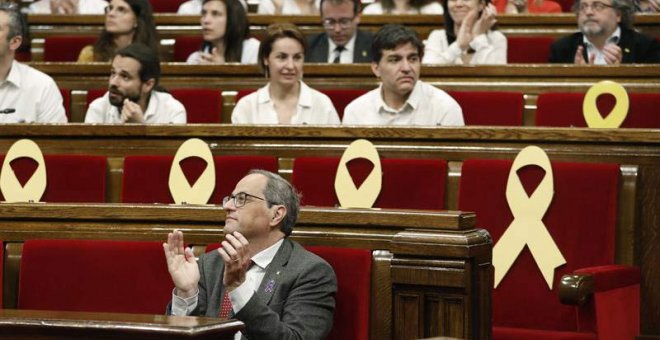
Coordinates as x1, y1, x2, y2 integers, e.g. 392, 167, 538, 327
169, 238, 337, 340
305, 29, 374, 63
549, 28, 660, 63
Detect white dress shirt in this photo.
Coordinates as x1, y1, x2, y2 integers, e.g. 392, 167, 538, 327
362, 1, 443, 14
0, 61, 66, 123
84, 91, 187, 124
423, 29, 507, 65
186, 38, 260, 64
257, 0, 321, 14
343, 80, 464, 126
583, 27, 621, 65
27, 0, 108, 14
232, 81, 340, 125
327, 35, 357, 64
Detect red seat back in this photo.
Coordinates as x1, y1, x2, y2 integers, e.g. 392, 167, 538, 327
44, 36, 96, 62
170, 88, 223, 123
18, 239, 172, 314
149, 0, 185, 12
458, 158, 619, 333
60, 88, 71, 121
292, 157, 447, 209
507, 36, 554, 63
318, 89, 368, 120
121, 155, 278, 203
447, 91, 524, 126
0, 155, 107, 202
173, 36, 204, 62
536, 92, 660, 128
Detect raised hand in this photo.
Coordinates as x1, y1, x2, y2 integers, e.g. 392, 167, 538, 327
199, 47, 225, 64
120, 98, 146, 123
457, 10, 477, 51
217, 232, 252, 292
163, 230, 201, 298
602, 43, 622, 65
473, 4, 498, 36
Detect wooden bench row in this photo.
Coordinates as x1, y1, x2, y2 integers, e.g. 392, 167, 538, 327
0, 204, 491, 339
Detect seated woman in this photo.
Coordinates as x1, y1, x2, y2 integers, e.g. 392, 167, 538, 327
177, 0, 247, 13
492, 0, 562, 13
257, 0, 319, 14
28, 0, 108, 14
77, 0, 158, 62
423, 0, 506, 64
232, 23, 340, 125
362, 0, 443, 14
186, 0, 259, 64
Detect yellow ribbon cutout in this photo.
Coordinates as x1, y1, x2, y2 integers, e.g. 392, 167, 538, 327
0, 139, 47, 203
583, 80, 629, 128
493, 145, 566, 289
334, 139, 382, 208
168, 138, 216, 205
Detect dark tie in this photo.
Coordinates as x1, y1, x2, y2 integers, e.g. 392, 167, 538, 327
333, 46, 345, 64
219, 260, 254, 318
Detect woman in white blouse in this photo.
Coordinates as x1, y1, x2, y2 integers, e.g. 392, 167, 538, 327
423, 0, 507, 64
257, 0, 320, 14
186, 0, 259, 64
232, 24, 340, 125
362, 0, 443, 14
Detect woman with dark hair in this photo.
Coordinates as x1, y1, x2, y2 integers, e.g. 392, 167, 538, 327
77, 0, 158, 62
362, 0, 443, 14
423, 0, 506, 64
186, 0, 259, 64
232, 23, 340, 125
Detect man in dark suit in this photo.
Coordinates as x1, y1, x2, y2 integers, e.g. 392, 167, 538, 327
305, 0, 373, 63
549, 0, 659, 64
164, 170, 336, 340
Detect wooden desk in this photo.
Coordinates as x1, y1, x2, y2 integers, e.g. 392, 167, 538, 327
0, 309, 244, 339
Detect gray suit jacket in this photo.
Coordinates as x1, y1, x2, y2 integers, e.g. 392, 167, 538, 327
181, 238, 337, 340
305, 29, 374, 63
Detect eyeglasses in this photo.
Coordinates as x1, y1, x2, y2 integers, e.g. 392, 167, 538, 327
222, 192, 268, 208
104, 4, 132, 15
322, 17, 355, 29
578, 1, 614, 12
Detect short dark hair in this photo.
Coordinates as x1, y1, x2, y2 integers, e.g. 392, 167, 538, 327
201, 0, 249, 62
115, 43, 161, 86
257, 23, 306, 76
0, 3, 24, 40
319, 0, 361, 16
248, 169, 300, 237
572, 0, 633, 30
371, 24, 424, 62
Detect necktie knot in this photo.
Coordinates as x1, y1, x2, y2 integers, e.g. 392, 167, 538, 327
333, 46, 345, 63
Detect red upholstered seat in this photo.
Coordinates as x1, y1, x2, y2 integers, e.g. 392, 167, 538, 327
170, 88, 223, 123
0, 155, 107, 203
507, 36, 554, 63
292, 157, 447, 209
43, 36, 96, 62
122, 155, 278, 203
458, 158, 639, 340
86, 88, 106, 108
149, 0, 184, 12
447, 91, 524, 126
205, 243, 372, 340
318, 89, 368, 120
60, 88, 71, 121
18, 239, 172, 314
173, 36, 204, 62
536, 92, 660, 128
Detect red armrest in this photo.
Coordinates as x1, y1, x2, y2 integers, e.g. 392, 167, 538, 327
574, 264, 640, 292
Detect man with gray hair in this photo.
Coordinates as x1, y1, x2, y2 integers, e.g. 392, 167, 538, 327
164, 170, 336, 340
0, 3, 66, 123
549, 0, 659, 64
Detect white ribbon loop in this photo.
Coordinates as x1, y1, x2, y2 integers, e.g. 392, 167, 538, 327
0, 139, 47, 203
169, 138, 216, 205
583, 80, 629, 128
334, 139, 382, 208
493, 145, 566, 289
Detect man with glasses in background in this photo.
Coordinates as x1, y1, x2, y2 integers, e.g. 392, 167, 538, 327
164, 170, 336, 340
306, 0, 373, 63
549, 0, 659, 64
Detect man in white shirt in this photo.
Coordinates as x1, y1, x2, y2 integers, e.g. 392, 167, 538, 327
0, 4, 66, 123
164, 170, 336, 340
343, 24, 464, 126
85, 43, 187, 124
27, 0, 108, 14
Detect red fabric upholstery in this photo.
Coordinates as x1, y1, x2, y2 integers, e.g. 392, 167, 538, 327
205, 243, 372, 340
536, 92, 660, 128
0, 155, 106, 202
495, 327, 597, 340
574, 264, 640, 292
507, 36, 555, 63
458, 159, 621, 337
15, 50, 31, 62
292, 157, 446, 209
44, 36, 96, 62
18, 239, 172, 314
173, 36, 204, 62
148, 0, 184, 12
318, 89, 368, 120
0, 240, 3, 308
121, 155, 278, 203
447, 91, 524, 126
60, 88, 71, 121
170, 88, 223, 123
86, 88, 107, 108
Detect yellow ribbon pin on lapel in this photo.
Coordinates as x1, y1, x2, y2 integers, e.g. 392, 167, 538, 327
169, 138, 216, 205
0, 139, 47, 203
493, 146, 566, 289
334, 139, 382, 208
583, 80, 629, 128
